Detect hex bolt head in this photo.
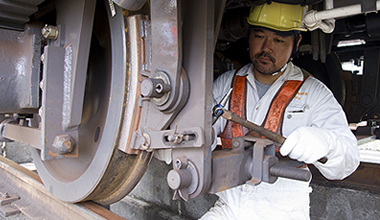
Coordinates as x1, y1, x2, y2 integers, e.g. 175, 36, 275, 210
41, 24, 59, 40
52, 135, 74, 154
232, 139, 240, 148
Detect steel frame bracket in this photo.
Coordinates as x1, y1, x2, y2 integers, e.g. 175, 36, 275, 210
209, 134, 312, 194
40, 0, 96, 160
209, 136, 275, 193
149, 0, 182, 113
244, 137, 276, 185
208, 138, 251, 194
131, 126, 204, 151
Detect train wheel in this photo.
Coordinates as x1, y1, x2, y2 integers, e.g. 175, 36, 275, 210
30, 0, 152, 205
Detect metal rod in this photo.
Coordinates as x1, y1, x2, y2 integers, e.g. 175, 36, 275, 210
270, 164, 311, 182
222, 109, 285, 145
2, 123, 41, 150
222, 109, 328, 164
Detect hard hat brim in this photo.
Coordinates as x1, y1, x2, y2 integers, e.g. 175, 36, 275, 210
249, 25, 299, 37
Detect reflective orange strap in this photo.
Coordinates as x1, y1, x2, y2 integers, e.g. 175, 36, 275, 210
219, 75, 247, 149
219, 73, 307, 150
262, 80, 304, 136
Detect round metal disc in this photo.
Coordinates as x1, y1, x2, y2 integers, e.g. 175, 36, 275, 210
30, 0, 151, 205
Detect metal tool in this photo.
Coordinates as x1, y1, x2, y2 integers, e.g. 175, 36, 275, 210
212, 88, 233, 125
221, 109, 328, 164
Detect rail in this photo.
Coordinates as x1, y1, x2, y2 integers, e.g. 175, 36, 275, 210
0, 156, 126, 219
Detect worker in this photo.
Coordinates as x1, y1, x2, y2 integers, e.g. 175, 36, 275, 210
201, 2, 360, 219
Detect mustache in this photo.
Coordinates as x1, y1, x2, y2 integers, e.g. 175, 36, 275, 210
255, 51, 276, 63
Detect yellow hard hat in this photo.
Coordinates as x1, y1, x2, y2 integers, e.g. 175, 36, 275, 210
247, 2, 307, 32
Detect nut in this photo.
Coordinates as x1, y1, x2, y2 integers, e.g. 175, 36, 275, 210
52, 135, 74, 154
232, 139, 240, 148
41, 24, 59, 40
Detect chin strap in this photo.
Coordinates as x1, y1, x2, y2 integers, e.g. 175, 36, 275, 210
272, 63, 288, 76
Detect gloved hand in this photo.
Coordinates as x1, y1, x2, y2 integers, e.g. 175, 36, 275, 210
280, 126, 331, 164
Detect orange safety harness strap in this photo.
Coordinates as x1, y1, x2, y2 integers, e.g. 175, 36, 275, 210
261, 80, 305, 136
220, 73, 309, 149
219, 75, 249, 149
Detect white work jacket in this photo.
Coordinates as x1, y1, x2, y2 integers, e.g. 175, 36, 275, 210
203, 62, 360, 220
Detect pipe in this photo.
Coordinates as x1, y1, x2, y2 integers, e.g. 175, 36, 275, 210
304, 0, 380, 33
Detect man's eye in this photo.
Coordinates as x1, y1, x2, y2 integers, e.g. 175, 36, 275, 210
275, 39, 284, 43
255, 35, 264, 38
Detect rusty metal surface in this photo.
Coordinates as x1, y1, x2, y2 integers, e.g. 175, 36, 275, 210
40, 45, 80, 160
0, 25, 42, 114
0, 156, 125, 220
117, 14, 146, 154
120, 13, 191, 153
40, 0, 96, 161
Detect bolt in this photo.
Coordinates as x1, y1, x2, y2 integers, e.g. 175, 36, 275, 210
232, 139, 240, 148
168, 133, 184, 144
51, 134, 74, 154
140, 133, 151, 149
41, 24, 59, 40
155, 83, 170, 94
141, 78, 170, 98
156, 83, 164, 93
167, 135, 175, 143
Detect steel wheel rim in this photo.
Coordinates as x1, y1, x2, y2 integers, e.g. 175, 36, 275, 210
31, 0, 151, 204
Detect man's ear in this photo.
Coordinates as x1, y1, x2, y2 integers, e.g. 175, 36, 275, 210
296, 34, 302, 50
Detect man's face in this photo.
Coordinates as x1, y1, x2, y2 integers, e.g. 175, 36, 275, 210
249, 29, 296, 75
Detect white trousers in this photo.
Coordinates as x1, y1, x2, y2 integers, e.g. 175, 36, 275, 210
200, 177, 312, 220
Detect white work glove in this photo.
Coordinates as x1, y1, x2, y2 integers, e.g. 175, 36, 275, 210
280, 126, 331, 164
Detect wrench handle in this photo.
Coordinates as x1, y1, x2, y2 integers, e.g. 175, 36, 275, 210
222, 109, 327, 164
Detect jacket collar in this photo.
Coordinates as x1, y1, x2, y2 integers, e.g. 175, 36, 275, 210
237, 62, 304, 84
